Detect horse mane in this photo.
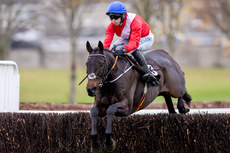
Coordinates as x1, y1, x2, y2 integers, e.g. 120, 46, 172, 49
90, 47, 139, 72
104, 48, 112, 53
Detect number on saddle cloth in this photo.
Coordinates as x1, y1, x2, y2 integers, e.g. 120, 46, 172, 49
147, 64, 158, 76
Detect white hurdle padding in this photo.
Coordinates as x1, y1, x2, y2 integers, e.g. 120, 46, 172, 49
0, 61, 20, 112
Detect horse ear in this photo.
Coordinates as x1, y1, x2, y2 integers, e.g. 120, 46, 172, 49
86, 41, 93, 54
98, 41, 104, 54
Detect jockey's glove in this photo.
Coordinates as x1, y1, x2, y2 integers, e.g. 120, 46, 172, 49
113, 49, 125, 56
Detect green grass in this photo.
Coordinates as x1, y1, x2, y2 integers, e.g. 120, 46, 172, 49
19, 68, 230, 103
20, 68, 94, 103
183, 68, 230, 102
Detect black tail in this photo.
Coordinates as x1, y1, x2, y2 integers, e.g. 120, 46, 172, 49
183, 91, 192, 107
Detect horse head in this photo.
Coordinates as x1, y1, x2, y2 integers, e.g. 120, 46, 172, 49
86, 41, 109, 97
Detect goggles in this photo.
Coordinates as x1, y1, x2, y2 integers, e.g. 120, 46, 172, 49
109, 15, 121, 20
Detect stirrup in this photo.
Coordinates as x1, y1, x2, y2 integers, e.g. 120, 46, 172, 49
142, 73, 160, 86
142, 73, 156, 82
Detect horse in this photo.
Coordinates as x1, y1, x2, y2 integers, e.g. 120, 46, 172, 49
85, 41, 191, 152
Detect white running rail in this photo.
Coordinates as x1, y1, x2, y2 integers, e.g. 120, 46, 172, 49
16, 108, 230, 114
0, 61, 20, 112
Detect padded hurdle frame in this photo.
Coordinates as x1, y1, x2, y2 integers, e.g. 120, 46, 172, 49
0, 61, 20, 112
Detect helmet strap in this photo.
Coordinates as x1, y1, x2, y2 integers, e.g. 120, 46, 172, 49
119, 13, 126, 26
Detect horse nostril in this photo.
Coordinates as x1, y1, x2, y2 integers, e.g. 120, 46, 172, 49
91, 87, 97, 93
87, 87, 97, 97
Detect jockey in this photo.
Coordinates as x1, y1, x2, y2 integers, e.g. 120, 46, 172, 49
103, 1, 160, 83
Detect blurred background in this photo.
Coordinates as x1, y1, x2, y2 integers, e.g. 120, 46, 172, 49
0, 0, 229, 103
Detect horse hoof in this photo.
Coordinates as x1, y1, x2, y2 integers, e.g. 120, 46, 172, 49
91, 145, 102, 153
185, 107, 190, 113
184, 104, 190, 113
179, 107, 190, 114
104, 139, 116, 152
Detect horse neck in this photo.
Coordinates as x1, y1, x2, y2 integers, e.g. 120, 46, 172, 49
104, 50, 116, 69
104, 51, 129, 81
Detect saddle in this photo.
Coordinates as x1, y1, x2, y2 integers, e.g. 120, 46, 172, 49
124, 54, 159, 77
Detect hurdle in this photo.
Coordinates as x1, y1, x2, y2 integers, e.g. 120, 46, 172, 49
0, 61, 20, 112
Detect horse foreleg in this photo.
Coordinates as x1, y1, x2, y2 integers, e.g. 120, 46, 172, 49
90, 105, 101, 153
163, 93, 176, 114
105, 101, 129, 152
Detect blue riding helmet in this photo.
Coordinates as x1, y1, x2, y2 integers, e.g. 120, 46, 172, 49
106, 1, 126, 15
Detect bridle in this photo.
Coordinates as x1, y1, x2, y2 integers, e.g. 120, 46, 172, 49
79, 52, 133, 87
79, 43, 131, 87
87, 53, 110, 87
84, 53, 133, 88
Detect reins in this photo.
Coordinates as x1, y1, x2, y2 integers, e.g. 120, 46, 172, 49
99, 54, 118, 86
111, 56, 118, 69
105, 60, 132, 83
79, 43, 123, 86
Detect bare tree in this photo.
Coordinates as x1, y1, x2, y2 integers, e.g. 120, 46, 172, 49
54, 0, 94, 103
129, 0, 155, 27
188, 0, 230, 55
130, 0, 186, 53
0, 0, 39, 60
204, 0, 230, 39
157, 0, 186, 53
0, 0, 25, 60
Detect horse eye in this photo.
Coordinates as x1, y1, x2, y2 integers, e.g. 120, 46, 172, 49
100, 63, 104, 67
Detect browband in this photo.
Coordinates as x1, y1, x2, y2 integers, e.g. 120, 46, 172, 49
89, 54, 105, 57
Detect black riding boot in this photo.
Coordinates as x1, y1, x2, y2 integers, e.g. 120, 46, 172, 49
132, 49, 159, 83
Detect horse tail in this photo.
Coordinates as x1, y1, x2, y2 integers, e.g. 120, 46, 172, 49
183, 91, 192, 107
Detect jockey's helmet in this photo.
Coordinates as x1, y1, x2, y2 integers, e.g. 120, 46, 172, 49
106, 1, 126, 15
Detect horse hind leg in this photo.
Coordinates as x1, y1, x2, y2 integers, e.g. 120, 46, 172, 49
183, 91, 192, 107
177, 91, 192, 114
162, 93, 176, 114
177, 97, 190, 114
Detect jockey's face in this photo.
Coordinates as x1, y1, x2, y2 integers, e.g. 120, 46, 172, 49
108, 13, 122, 26
111, 17, 121, 26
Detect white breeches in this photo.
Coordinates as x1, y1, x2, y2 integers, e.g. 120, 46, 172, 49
113, 30, 154, 52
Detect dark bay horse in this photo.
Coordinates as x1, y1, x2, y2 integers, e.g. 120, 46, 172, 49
85, 41, 191, 152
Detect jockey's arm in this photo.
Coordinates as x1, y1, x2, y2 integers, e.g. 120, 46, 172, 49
103, 23, 115, 50
124, 24, 142, 52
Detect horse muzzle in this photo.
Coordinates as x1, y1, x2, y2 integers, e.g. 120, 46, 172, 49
87, 86, 97, 97
86, 75, 102, 97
